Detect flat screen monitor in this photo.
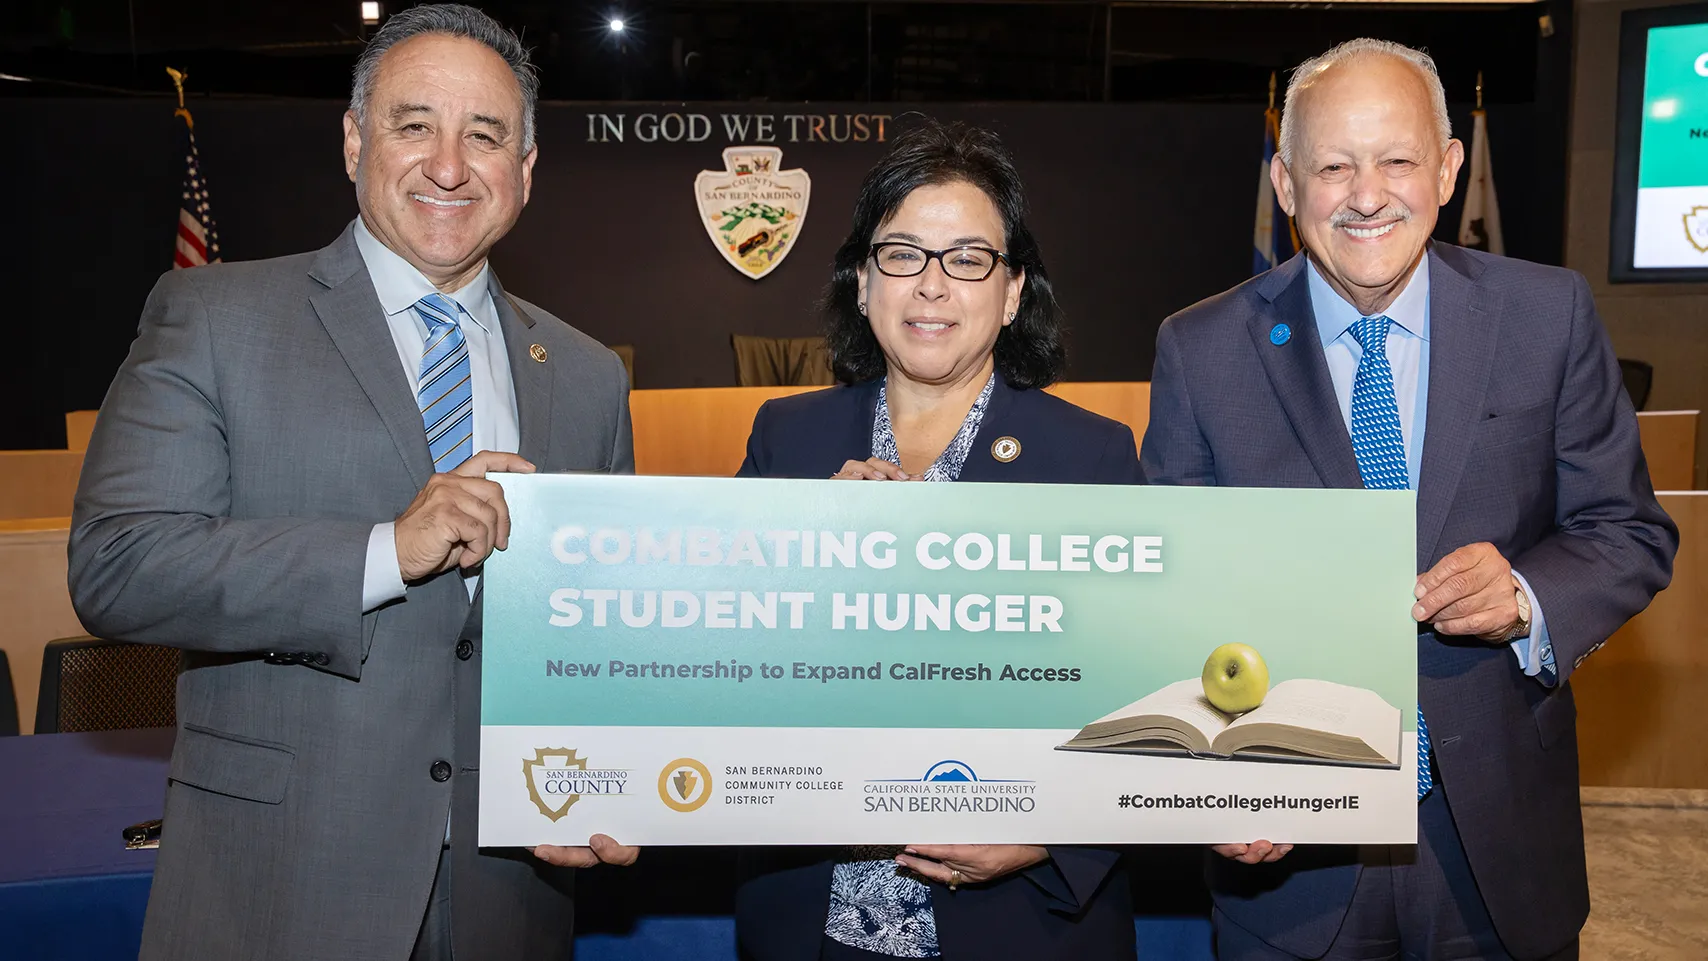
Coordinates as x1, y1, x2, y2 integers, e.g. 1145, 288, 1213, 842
1610, 3, 1708, 282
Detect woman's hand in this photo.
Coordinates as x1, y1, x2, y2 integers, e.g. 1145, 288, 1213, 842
832, 458, 911, 481
893, 844, 1049, 887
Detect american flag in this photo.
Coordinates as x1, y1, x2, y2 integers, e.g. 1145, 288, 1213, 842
173, 109, 221, 269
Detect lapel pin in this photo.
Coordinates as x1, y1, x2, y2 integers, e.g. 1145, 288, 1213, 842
991, 436, 1022, 463
529, 344, 548, 363
1269, 323, 1292, 346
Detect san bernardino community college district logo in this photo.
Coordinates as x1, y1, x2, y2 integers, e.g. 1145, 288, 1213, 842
659, 757, 714, 812
523, 748, 631, 822
694, 146, 811, 280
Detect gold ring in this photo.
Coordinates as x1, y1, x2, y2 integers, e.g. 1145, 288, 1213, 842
948, 869, 962, 891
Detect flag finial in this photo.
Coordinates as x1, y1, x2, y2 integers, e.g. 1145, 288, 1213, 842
1268, 71, 1277, 112
166, 67, 192, 128
1475, 70, 1484, 112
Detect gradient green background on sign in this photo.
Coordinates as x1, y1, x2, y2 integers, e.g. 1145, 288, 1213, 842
1638, 22, 1708, 188
482, 475, 1417, 732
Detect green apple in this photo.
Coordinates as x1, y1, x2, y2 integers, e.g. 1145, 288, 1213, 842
1201, 643, 1270, 714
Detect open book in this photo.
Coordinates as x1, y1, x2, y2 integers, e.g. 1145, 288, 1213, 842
1057, 678, 1402, 769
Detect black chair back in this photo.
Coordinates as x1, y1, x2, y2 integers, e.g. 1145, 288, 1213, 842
1618, 358, 1654, 412
0, 650, 18, 736
34, 636, 178, 734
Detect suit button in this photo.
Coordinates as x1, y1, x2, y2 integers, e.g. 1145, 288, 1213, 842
314, 652, 331, 666
455, 639, 473, 661
430, 760, 452, 782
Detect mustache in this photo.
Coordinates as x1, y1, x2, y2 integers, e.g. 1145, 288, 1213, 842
1330, 204, 1413, 228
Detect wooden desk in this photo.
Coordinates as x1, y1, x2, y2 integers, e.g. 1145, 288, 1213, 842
1575, 492, 1708, 788
0, 451, 84, 521
0, 519, 83, 734
626, 382, 1152, 477
1635, 411, 1698, 491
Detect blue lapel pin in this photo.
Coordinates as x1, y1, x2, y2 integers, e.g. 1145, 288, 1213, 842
1269, 323, 1292, 346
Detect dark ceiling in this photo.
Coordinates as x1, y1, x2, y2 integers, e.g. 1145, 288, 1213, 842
4, 0, 1561, 104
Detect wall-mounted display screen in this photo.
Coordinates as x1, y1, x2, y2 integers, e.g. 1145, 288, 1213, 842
1610, 4, 1708, 282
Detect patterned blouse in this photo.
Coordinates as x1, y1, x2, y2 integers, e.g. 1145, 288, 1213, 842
823, 373, 996, 958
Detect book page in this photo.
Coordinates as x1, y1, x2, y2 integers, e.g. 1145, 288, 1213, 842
1071, 678, 1230, 751
1215, 679, 1401, 766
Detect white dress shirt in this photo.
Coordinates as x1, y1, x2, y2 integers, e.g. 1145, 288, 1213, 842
353, 217, 521, 611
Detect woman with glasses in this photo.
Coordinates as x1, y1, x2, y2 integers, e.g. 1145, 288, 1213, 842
735, 120, 1139, 961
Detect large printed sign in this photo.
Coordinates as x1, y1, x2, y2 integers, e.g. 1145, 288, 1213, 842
479, 475, 1419, 846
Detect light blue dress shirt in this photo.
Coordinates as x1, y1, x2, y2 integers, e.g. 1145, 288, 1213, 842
353, 217, 521, 611
1306, 257, 1553, 681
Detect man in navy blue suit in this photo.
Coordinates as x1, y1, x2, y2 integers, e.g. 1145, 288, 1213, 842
1141, 38, 1677, 961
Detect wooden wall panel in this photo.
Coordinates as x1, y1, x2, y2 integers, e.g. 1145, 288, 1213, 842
1575, 493, 1708, 788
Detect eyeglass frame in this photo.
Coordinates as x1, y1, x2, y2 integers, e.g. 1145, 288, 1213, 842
866, 242, 1013, 282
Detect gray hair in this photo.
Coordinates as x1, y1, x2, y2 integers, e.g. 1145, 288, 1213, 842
1279, 38, 1452, 169
350, 3, 539, 153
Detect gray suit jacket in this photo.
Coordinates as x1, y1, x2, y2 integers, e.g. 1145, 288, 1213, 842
1141, 244, 1676, 959
69, 222, 634, 961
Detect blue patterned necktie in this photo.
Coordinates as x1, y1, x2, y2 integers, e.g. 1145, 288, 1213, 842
1348, 316, 1432, 802
415, 293, 474, 472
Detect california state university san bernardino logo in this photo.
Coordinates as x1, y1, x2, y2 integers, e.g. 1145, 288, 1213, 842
695, 146, 811, 279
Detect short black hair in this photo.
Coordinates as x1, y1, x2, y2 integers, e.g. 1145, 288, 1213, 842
824, 119, 1067, 388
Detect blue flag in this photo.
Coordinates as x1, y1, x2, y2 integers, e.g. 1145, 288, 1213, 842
1253, 108, 1297, 275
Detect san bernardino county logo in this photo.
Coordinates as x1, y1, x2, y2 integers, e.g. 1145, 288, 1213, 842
658, 757, 713, 812
694, 146, 811, 280
522, 748, 631, 822
1685, 206, 1708, 254
863, 759, 1037, 813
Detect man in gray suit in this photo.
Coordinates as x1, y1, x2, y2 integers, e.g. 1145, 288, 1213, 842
69, 6, 635, 959
1142, 39, 1675, 960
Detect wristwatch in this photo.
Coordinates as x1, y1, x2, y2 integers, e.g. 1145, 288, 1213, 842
1502, 575, 1533, 642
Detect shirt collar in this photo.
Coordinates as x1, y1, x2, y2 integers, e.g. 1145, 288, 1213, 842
1306, 250, 1431, 346
352, 216, 494, 333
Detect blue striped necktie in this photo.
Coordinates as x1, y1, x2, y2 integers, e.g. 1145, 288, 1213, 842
415, 293, 474, 472
1348, 316, 1432, 802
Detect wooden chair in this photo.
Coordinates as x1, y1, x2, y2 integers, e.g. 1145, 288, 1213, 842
731, 335, 835, 387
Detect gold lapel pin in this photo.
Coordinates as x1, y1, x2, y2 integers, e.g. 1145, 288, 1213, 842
529, 344, 548, 363
991, 436, 1021, 463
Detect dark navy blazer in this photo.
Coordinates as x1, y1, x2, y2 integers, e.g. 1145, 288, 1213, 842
738, 376, 1143, 486
1142, 244, 1677, 960
734, 376, 1141, 961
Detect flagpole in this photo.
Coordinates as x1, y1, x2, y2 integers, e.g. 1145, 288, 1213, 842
167, 67, 192, 129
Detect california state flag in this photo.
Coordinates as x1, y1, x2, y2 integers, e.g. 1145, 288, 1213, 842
1457, 110, 1503, 255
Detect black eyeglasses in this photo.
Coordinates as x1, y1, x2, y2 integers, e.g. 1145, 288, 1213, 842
868, 242, 1011, 282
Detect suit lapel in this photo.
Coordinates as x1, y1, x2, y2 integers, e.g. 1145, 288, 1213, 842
1415, 245, 1495, 567
493, 284, 552, 467
307, 225, 434, 491
1247, 255, 1363, 490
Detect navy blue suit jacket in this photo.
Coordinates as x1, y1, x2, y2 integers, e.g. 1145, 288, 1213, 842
735, 376, 1140, 961
1141, 245, 1677, 960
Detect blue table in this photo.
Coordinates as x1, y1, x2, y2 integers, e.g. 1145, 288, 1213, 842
0, 730, 1210, 960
